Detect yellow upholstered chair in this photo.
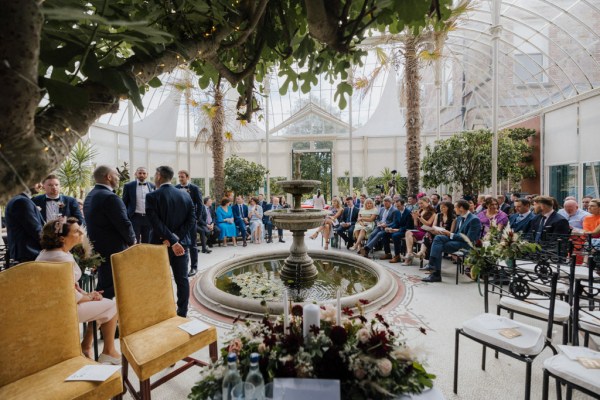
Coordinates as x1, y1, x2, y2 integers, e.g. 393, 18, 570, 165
111, 244, 218, 400
0, 262, 123, 400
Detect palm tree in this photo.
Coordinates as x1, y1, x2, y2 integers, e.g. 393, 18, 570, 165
56, 140, 98, 198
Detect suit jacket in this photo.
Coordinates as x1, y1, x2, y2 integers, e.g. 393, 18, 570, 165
145, 184, 196, 246
340, 206, 359, 226
377, 206, 398, 226
232, 203, 249, 221
500, 203, 511, 214
175, 183, 202, 222
197, 204, 210, 233
83, 185, 136, 261
5, 193, 44, 262
390, 207, 413, 230
452, 212, 482, 245
508, 212, 535, 233
122, 180, 156, 218
526, 211, 570, 237
262, 203, 273, 225
32, 194, 83, 224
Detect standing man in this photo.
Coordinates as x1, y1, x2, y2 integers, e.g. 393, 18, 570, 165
263, 196, 285, 243
122, 167, 155, 243
337, 196, 359, 249
424, 200, 482, 283
33, 174, 83, 224
146, 166, 195, 317
84, 166, 136, 299
258, 194, 267, 209
175, 170, 203, 277
5, 183, 45, 263
232, 195, 249, 247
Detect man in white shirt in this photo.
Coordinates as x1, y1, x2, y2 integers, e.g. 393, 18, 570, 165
122, 167, 155, 243
557, 199, 590, 230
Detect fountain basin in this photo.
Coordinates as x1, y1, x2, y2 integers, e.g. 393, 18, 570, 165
265, 208, 328, 231
278, 180, 322, 196
193, 250, 397, 319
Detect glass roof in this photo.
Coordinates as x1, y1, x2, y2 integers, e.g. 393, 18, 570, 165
93, 0, 600, 138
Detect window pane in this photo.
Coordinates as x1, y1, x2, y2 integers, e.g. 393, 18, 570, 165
549, 164, 578, 204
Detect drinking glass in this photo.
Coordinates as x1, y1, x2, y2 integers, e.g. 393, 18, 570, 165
264, 382, 274, 400
231, 382, 255, 400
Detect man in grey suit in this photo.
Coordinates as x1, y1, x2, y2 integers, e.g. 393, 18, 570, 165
424, 199, 482, 282
361, 197, 397, 255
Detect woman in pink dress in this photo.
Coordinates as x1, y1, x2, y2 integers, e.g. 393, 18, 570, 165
36, 217, 121, 365
403, 196, 436, 265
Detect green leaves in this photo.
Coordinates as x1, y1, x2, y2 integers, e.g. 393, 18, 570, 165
224, 155, 268, 196
334, 81, 353, 109
42, 77, 89, 109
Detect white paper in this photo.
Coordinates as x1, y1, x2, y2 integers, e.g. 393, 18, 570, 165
273, 378, 340, 400
485, 317, 520, 330
65, 365, 121, 382
558, 345, 600, 361
178, 319, 211, 335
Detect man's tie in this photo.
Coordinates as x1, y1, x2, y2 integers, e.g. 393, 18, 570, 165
46, 197, 59, 201
515, 214, 524, 223
239, 204, 242, 216
180, 185, 188, 189
138, 182, 147, 186
535, 216, 547, 242
456, 216, 463, 232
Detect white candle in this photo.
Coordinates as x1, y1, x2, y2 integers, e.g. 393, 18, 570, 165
283, 290, 289, 332
302, 303, 321, 338
336, 289, 342, 326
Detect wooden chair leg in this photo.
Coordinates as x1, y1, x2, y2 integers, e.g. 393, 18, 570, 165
140, 379, 151, 400
209, 340, 218, 362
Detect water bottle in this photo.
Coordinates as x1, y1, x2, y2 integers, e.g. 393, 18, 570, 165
222, 353, 242, 400
245, 353, 264, 400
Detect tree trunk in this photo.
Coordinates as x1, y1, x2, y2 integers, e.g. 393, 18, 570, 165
212, 84, 225, 201
404, 36, 421, 197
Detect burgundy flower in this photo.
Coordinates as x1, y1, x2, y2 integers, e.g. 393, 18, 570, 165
342, 306, 354, 316
315, 348, 350, 380
281, 331, 303, 354
329, 325, 348, 346
264, 334, 277, 348
363, 329, 391, 358
358, 299, 370, 305
475, 240, 483, 247
309, 325, 321, 335
291, 304, 303, 317
356, 315, 368, 324
277, 360, 297, 377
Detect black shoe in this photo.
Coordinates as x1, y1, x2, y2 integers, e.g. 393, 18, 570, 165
279, 238, 285, 243
243, 241, 247, 247
267, 238, 273, 243
188, 268, 197, 277
422, 274, 442, 282
208, 243, 213, 248
202, 249, 212, 254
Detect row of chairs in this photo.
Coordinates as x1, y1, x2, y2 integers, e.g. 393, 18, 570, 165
0, 244, 218, 400
454, 244, 600, 400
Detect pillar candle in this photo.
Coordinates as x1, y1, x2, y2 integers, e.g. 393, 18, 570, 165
302, 303, 321, 338
283, 290, 289, 332
336, 289, 342, 326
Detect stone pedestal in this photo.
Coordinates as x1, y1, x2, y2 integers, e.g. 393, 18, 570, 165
281, 230, 318, 284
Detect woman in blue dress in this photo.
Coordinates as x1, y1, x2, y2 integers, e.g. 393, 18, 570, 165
216, 197, 238, 246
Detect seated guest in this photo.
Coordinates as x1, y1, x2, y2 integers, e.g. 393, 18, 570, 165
525, 196, 570, 242
582, 199, 600, 248
424, 200, 482, 282
351, 198, 379, 253
557, 199, 590, 230
336, 196, 359, 249
497, 194, 511, 214
232, 195, 249, 246
403, 196, 436, 265
582, 195, 593, 212
361, 197, 398, 257
372, 198, 412, 261
431, 194, 441, 213
508, 198, 535, 232
477, 197, 509, 237
36, 217, 121, 364
197, 197, 218, 253
263, 196, 285, 243
475, 195, 487, 213
405, 195, 418, 212
248, 197, 264, 244
310, 197, 343, 250
422, 201, 456, 261
443, 194, 453, 202
216, 197, 237, 246
280, 196, 290, 209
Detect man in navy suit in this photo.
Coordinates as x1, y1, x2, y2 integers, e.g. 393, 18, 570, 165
232, 195, 249, 247
5, 183, 45, 263
263, 196, 285, 243
337, 196, 359, 249
122, 167, 155, 243
84, 166, 136, 299
175, 170, 203, 276
197, 196, 216, 252
146, 166, 196, 317
508, 198, 535, 233
525, 196, 570, 242
385, 198, 415, 262
33, 174, 83, 225
361, 196, 398, 257
424, 199, 482, 282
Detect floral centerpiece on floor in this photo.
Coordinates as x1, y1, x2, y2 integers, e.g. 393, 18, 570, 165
189, 301, 434, 400
463, 222, 539, 279
71, 228, 104, 276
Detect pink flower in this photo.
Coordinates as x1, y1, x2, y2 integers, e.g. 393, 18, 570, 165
228, 338, 242, 354
257, 343, 267, 353
320, 304, 336, 322
377, 358, 393, 377
357, 328, 370, 343
354, 368, 366, 379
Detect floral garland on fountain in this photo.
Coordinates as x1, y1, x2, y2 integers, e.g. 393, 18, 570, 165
189, 301, 434, 400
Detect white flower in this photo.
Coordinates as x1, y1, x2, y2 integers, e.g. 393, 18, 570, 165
391, 347, 414, 361
320, 304, 336, 322
482, 241, 491, 248
357, 328, 370, 343
377, 358, 393, 377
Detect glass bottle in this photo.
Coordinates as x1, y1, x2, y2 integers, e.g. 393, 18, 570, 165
222, 353, 242, 400
245, 353, 264, 400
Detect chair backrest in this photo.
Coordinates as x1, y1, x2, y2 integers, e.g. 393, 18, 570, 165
0, 262, 81, 386
573, 276, 600, 344
111, 244, 177, 337
483, 260, 559, 340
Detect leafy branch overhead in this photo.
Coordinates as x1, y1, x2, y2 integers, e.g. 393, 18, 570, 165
0, 0, 451, 202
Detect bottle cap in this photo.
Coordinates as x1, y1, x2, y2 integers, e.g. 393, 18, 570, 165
227, 353, 237, 362
250, 353, 259, 363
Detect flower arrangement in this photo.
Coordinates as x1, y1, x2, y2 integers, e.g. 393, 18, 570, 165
189, 301, 434, 400
463, 222, 539, 279
71, 228, 104, 275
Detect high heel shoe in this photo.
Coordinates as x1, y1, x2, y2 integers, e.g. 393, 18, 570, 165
310, 233, 318, 240
403, 253, 415, 266
324, 241, 329, 250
